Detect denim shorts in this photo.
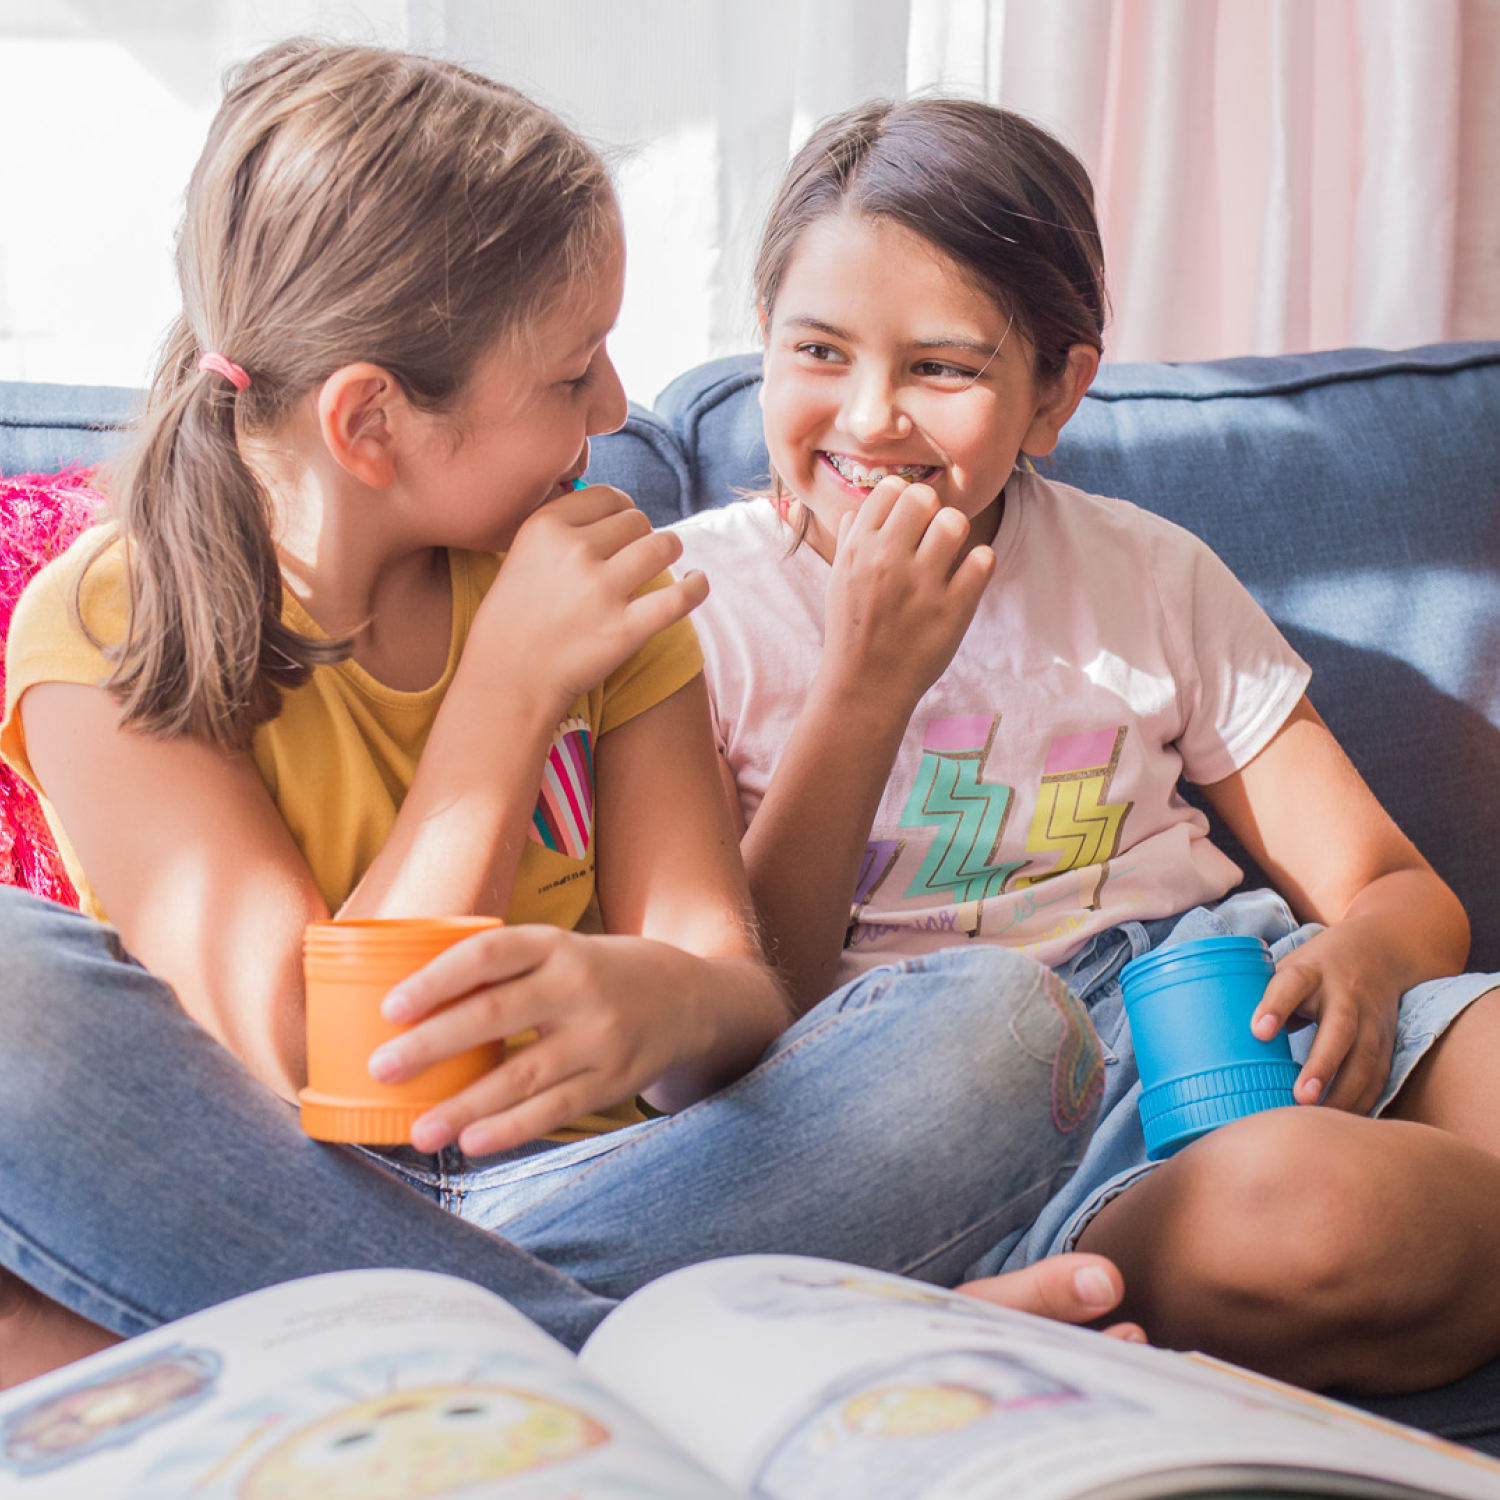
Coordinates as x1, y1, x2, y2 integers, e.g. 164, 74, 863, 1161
967, 887, 1500, 1278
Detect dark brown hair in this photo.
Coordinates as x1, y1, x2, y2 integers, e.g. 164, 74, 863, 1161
755, 96, 1108, 387
97, 40, 616, 749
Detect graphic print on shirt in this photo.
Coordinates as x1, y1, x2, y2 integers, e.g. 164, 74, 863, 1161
894, 715, 1024, 937
862, 717, 1134, 936
854, 840, 904, 907
1015, 726, 1132, 907
528, 716, 594, 860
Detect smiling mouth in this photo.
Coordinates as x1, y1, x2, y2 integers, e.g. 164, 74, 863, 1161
822, 452, 939, 489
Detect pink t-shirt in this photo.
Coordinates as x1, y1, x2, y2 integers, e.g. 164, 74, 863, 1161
672, 471, 1311, 980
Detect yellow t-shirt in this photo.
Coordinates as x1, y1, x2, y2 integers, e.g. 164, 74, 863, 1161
1, 527, 705, 1137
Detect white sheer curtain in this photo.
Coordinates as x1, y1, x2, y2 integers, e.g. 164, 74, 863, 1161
417, 0, 918, 399
1, 0, 1496, 398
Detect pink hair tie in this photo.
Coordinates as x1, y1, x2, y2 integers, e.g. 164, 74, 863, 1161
198, 352, 250, 392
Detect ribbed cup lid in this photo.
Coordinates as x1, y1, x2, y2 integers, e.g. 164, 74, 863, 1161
304, 917, 503, 983
1139, 1058, 1300, 1160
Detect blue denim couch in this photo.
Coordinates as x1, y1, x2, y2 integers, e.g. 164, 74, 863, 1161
5, 342, 1500, 1445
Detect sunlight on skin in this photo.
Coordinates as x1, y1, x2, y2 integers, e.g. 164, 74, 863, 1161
0, 1271, 120, 1390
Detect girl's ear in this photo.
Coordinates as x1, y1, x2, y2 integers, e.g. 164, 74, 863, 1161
1020, 344, 1101, 459
316, 364, 406, 488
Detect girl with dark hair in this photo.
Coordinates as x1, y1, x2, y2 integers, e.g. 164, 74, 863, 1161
0, 48, 1123, 1388
674, 95, 1500, 1396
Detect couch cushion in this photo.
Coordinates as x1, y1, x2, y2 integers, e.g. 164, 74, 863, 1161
581, 402, 691, 527
656, 357, 770, 517
0, 380, 138, 477
655, 343, 1500, 972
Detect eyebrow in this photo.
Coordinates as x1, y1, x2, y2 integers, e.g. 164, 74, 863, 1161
781, 316, 999, 359
563, 322, 617, 361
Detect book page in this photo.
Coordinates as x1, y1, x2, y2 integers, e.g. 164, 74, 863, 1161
581, 1255, 1500, 1500
0, 1269, 736, 1499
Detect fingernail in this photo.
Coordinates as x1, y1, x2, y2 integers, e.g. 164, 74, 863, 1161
1074, 1265, 1116, 1309
410, 1114, 452, 1152
367, 1043, 405, 1082
381, 988, 413, 1023
458, 1123, 497, 1156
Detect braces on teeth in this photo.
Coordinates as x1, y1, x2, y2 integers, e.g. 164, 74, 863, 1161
827, 454, 932, 487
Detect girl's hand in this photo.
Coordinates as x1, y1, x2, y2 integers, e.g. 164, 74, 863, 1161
1204, 697, 1468, 1119
1250, 920, 1402, 1115
474, 483, 708, 715
820, 476, 995, 713
366, 924, 722, 1154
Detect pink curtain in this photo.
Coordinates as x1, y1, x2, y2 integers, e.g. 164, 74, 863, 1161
914, 0, 1500, 360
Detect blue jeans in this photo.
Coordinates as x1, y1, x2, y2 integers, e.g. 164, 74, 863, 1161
0, 888, 1102, 1350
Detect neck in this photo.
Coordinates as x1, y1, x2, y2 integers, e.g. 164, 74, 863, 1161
243, 420, 453, 690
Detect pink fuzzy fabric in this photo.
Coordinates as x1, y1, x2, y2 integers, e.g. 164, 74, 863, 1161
0, 470, 106, 905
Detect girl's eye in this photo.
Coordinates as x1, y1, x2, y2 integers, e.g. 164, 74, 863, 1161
914, 359, 978, 381
795, 342, 844, 364
566, 367, 595, 392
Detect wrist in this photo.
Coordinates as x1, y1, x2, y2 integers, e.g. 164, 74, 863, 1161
805, 667, 917, 757
448, 646, 574, 740
646, 948, 791, 1110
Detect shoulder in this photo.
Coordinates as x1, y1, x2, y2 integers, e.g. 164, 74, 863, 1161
1016, 470, 1208, 556
8, 524, 126, 663
3, 525, 125, 805
598, 572, 705, 735
1012, 470, 1239, 602
669, 498, 806, 601
669, 498, 783, 564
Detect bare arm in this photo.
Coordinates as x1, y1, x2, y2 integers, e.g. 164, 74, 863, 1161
19, 681, 323, 1098
595, 673, 793, 1110
741, 479, 993, 1010
19, 487, 708, 1101
1201, 694, 1469, 1111
341, 485, 707, 921
741, 661, 913, 1008
360, 674, 797, 1153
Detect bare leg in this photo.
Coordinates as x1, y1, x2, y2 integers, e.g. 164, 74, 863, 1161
1385, 987, 1500, 1153
0, 1270, 119, 1389
1075, 1107, 1500, 1394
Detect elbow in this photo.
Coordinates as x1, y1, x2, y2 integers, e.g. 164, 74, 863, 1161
1438, 882, 1472, 971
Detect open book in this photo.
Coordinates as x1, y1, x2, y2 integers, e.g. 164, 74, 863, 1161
2, 1256, 1497, 1500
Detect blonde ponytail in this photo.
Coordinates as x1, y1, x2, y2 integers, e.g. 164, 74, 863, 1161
94, 317, 347, 748
93, 40, 615, 750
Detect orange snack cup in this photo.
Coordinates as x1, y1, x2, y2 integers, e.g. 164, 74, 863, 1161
299, 916, 505, 1145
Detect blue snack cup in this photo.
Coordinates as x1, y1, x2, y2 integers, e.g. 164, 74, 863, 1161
1120, 934, 1300, 1160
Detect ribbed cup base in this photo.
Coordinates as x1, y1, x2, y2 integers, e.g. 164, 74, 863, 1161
299, 1089, 431, 1145
1139, 1059, 1300, 1161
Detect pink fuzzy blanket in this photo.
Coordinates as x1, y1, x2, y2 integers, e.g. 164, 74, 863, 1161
0, 470, 105, 904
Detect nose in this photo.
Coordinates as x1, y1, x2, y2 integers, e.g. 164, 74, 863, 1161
587, 347, 629, 437
841, 366, 911, 444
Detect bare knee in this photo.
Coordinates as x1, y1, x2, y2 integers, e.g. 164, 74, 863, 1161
1083, 1109, 1426, 1377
